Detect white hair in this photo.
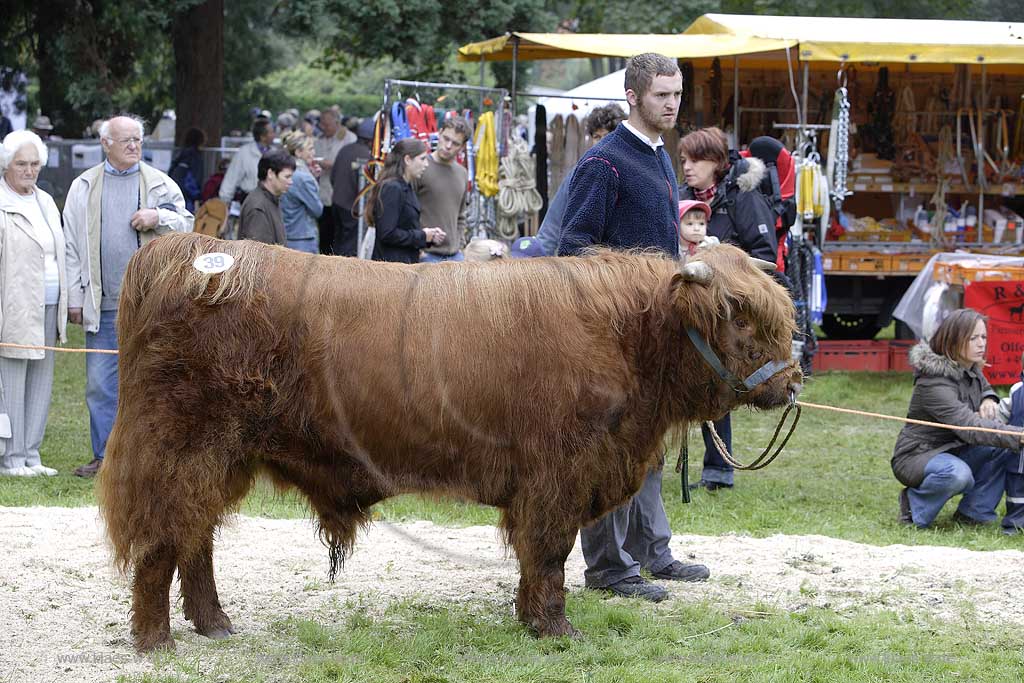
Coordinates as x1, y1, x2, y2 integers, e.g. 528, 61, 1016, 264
98, 115, 146, 141
1, 129, 48, 170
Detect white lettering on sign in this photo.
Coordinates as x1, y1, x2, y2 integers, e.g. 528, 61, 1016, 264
192, 252, 235, 274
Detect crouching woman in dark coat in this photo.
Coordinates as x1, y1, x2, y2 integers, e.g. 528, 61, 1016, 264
678, 127, 779, 491
892, 309, 1024, 528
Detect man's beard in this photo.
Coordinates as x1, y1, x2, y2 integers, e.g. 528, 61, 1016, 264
636, 100, 676, 135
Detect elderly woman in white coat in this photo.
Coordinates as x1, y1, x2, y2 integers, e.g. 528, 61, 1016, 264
0, 130, 68, 476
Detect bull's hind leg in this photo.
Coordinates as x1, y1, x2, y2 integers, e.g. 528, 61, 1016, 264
179, 529, 236, 639
131, 543, 178, 652
506, 503, 580, 638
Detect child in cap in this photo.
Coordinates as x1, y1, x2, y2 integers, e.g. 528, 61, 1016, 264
678, 199, 712, 256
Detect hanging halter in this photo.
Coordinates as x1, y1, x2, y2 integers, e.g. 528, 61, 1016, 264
683, 326, 801, 471
684, 327, 792, 395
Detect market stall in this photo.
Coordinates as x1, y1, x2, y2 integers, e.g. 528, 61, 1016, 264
458, 16, 1024, 344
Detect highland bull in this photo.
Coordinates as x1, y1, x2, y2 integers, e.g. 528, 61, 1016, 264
98, 232, 801, 652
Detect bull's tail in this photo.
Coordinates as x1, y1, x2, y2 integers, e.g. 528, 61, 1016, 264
100, 232, 271, 574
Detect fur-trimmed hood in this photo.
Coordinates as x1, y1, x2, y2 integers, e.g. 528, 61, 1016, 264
727, 155, 766, 194
909, 341, 980, 378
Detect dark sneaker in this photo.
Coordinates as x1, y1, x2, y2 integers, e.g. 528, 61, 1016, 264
952, 510, 987, 526
898, 488, 913, 526
598, 576, 668, 602
651, 560, 710, 582
73, 458, 103, 478
687, 480, 734, 492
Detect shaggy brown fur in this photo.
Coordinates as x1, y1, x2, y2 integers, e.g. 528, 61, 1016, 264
97, 232, 800, 652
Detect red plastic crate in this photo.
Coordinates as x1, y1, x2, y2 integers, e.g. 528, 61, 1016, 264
889, 340, 916, 372
814, 340, 890, 372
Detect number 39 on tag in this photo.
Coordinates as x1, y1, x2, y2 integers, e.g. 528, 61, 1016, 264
192, 252, 235, 274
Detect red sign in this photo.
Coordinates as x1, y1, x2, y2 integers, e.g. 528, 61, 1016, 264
963, 280, 1024, 385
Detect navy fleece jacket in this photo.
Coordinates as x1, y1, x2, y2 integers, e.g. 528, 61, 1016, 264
557, 123, 679, 257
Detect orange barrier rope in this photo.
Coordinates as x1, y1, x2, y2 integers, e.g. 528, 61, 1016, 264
797, 400, 1023, 439
0, 342, 1016, 439
0, 342, 118, 355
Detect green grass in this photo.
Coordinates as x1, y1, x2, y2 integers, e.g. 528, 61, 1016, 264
2, 327, 1015, 550
116, 598, 1024, 683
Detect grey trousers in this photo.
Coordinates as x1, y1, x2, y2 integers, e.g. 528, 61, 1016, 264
0, 305, 57, 469
581, 465, 675, 588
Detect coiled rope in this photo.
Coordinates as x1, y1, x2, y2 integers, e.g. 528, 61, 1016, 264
496, 138, 543, 240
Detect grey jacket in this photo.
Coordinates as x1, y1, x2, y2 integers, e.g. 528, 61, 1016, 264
63, 162, 193, 333
891, 342, 1022, 487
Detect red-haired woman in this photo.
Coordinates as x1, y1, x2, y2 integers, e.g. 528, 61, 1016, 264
679, 126, 780, 491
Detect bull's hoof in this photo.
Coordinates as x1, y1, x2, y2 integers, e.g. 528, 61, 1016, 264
534, 618, 581, 639
195, 612, 237, 640
200, 626, 234, 640
133, 631, 175, 653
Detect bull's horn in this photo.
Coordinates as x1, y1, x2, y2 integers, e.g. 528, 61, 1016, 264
750, 257, 777, 272
680, 261, 713, 284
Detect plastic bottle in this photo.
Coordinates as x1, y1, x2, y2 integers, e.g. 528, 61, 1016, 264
913, 204, 929, 231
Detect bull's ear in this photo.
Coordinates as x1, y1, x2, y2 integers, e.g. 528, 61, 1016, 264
675, 260, 714, 285
750, 257, 776, 272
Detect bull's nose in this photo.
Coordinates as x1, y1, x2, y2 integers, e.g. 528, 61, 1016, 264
788, 381, 803, 404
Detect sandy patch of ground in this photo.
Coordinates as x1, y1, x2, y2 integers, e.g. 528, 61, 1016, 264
1, 506, 1020, 682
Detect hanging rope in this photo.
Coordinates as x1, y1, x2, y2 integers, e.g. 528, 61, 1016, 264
496, 138, 542, 240
473, 111, 499, 198
893, 86, 916, 150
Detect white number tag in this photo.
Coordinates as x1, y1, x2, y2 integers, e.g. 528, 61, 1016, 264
192, 252, 235, 274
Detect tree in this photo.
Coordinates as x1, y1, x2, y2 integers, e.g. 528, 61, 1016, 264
172, 0, 224, 146
286, 0, 553, 92
0, 0, 203, 137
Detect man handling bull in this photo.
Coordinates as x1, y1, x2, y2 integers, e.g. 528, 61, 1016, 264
558, 53, 710, 601
64, 115, 193, 477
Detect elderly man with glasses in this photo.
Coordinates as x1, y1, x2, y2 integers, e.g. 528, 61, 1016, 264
63, 115, 193, 477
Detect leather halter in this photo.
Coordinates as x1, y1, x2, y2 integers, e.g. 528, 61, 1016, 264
684, 327, 791, 394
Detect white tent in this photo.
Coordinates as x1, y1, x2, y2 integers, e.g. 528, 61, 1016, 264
534, 68, 627, 122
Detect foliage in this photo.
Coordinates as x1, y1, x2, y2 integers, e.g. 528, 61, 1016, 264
290, 0, 554, 90
0, 0, 203, 136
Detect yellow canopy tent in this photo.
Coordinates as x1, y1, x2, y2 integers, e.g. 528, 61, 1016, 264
684, 14, 1024, 66
457, 32, 795, 62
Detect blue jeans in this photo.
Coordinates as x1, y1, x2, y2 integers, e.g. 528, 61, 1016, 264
420, 251, 464, 263
85, 310, 119, 461
1003, 450, 1024, 531
699, 414, 734, 486
907, 446, 1012, 527
287, 237, 319, 254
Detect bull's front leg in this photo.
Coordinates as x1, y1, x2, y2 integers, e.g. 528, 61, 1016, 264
506, 506, 580, 638
179, 529, 236, 640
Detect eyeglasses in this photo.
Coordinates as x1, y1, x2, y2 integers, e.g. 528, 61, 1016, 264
107, 137, 143, 148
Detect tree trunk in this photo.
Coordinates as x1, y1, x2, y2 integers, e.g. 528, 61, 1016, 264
172, 0, 223, 147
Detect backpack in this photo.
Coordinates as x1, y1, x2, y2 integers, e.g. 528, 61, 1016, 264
740, 136, 797, 233
739, 136, 797, 271
193, 198, 227, 237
